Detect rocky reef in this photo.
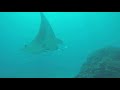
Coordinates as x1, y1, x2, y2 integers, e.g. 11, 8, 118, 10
75, 46, 120, 78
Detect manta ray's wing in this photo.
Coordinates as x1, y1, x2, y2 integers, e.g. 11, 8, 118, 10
23, 12, 63, 54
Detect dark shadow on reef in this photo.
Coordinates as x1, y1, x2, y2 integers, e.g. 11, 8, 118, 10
75, 46, 120, 78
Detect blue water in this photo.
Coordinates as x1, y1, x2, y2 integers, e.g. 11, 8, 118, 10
0, 12, 120, 78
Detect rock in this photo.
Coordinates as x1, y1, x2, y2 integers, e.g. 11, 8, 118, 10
76, 46, 120, 78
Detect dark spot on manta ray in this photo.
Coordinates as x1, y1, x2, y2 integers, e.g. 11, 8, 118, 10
24, 44, 27, 48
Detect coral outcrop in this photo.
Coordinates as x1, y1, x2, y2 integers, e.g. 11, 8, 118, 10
76, 46, 120, 78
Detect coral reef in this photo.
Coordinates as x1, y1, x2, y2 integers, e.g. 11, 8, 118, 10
76, 46, 120, 78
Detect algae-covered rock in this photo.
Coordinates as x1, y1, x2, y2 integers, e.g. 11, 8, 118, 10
76, 46, 120, 78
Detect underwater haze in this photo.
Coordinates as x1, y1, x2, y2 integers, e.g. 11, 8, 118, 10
0, 12, 120, 78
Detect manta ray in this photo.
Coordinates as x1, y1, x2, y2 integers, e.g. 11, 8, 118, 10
23, 12, 63, 54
